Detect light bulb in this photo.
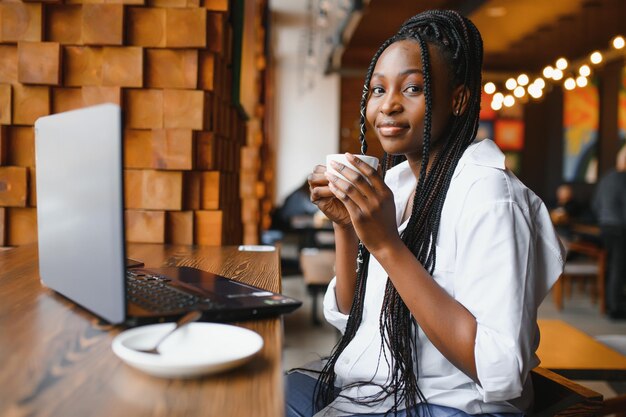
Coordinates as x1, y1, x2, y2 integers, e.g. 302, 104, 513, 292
505, 78, 517, 90
528, 84, 541, 98
493, 92, 504, 102
543, 66, 554, 78
590, 51, 603, 64
552, 69, 563, 81
484, 82, 496, 94
513, 86, 525, 98
503, 95, 515, 107
576, 76, 588, 88
564, 78, 576, 90
613, 36, 625, 50
517, 74, 529, 86
491, 99, 503, 111
533, 78, 545, 89
579, 64, 591, 77
556, 58, 568, 70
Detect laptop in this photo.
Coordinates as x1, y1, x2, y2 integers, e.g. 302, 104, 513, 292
34, 103, 301, 325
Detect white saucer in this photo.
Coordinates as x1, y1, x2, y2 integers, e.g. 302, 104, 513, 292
112, 322, 264, 378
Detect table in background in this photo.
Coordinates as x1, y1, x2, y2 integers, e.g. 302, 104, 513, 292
537, 319, 626, 380
0, 243, 285, 417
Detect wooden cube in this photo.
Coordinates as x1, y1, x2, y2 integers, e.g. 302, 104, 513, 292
125, 89, 163, 129
194, 210, 222, 246
0, 167, 28, 207
153, 129, 194, 170
64, 46, 103, 86
199, 52, 215, 91
82, 4, 124, 46
12, 84, 50, 126
102, 47, 143, 87
125, 210, 165, 243
146, 49, 198, 89
124, 169, 182, 210
195, 131, 214, 169
46, 5, 82, 44
206, 12, 224, 54
18, 42, 61, 85
163, 89, 204, 130
182, 170, 201, 210
0, 3, 42, 43
0, 84, 11, 125
204, 0, 228, 11
8, 126, 35, 167
166, 210, 193, 244
82, 86, 121, 106
124, 129, 152, 168
152, 0, 188, 7
0, 207, 5, 247
200, 170, 220, 209
127, 7, 166, 48
166, 8, 207, 48
0, 46, 18, 85
52, 87, 83, 114
7, 207, 38, 246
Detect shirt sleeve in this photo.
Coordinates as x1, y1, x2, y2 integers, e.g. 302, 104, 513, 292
454, 198, 563, 403
323, 277, 349, 333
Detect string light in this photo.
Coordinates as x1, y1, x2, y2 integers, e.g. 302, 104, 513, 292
483, 33, 621, 112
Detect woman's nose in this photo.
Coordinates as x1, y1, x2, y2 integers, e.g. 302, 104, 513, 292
380, 93, 402, 115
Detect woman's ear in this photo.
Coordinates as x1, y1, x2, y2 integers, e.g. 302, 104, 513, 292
452, 85, 470, 116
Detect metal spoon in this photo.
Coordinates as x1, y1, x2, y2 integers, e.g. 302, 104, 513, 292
136, 310, 203, 354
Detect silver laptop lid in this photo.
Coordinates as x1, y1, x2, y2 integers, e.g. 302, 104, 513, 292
35, 104, 126, 324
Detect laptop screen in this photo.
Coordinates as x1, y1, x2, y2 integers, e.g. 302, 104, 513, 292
35, 104, 127, 323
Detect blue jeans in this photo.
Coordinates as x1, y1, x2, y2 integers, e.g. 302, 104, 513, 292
285, 372, 523, 417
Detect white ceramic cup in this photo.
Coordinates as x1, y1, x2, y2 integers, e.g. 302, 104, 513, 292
326, 154, 379, 184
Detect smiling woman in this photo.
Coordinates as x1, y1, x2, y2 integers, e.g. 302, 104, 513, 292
295, 9, 565, 417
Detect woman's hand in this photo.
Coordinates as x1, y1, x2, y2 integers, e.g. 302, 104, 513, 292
325, 153, 402, 255
308, 165, 352, 228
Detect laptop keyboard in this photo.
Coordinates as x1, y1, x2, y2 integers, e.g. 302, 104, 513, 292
126, 270, 218, 313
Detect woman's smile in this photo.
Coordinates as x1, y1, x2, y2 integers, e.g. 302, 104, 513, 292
376, 120, 410, 137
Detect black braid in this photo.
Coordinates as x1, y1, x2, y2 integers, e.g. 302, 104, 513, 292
314, 9, 483, 416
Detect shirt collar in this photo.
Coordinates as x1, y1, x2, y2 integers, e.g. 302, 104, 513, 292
452, 138, 506, 179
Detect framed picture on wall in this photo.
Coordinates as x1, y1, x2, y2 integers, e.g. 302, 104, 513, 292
494, 119, 524, 151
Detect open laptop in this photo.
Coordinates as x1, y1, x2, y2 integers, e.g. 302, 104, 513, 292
34, 103, 301, 325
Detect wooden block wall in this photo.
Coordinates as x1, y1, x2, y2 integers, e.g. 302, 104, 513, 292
0, 0, 248, 248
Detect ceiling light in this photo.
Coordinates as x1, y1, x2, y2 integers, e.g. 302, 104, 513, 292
503, 95, 515, 107
576, 76, 588, 88
564, 78, 576, 90
484, 82, 496, 94
491, 100, 503, 111
528, 84, 541, 98
493, 92, 504, 102
590, 51, 603, 64
579, 65, 591, 77
543, 66, 554, 78
555, 58, 568, 70
513, 86, 525, 98
505, 78, 517, 90
552, 69, 563, 80
613, 36, 625, 50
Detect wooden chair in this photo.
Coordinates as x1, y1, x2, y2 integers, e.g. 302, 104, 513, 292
299, 248, 335, 325
530, 367, 603, 416
553, 240, 607, 314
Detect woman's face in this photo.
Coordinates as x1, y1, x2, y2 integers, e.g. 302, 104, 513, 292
365, 39, 457, 159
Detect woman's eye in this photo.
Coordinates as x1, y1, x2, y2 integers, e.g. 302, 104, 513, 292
371, 86, 385, 95
405, 85, 422, 94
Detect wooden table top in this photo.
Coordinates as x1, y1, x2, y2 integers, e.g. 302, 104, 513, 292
537, 319, 626, 380
0, 243, 286, 417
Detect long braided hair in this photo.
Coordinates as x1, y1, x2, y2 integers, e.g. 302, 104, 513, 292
314, 10, 483, 415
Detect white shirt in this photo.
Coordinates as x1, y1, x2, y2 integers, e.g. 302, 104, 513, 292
319, 139, 565, 416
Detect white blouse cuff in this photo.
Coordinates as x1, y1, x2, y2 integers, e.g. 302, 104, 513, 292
323, 277, 348, 334
474, 323, 524, 402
